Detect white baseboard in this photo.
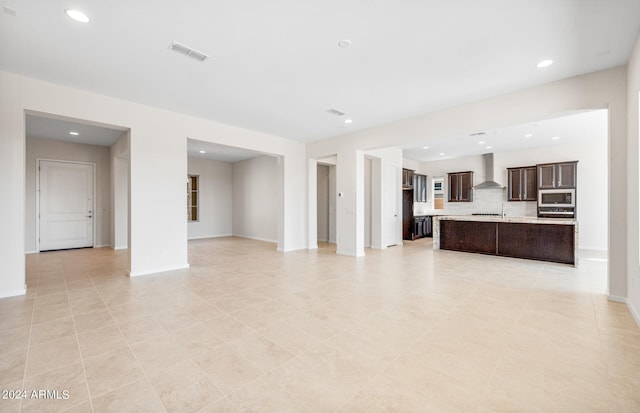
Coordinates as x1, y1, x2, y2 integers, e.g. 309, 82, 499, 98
95, 244, 112, 248
276, 245, 307, 252
188, 234, 233, 240
25, 250, 38, 255
607, 295, 627, 303
113, 246, 128, 250
607, 295, 640, 329
336, 248, 365, 257
128, 263, 190, 278
626, 299, 640, 329
0, 287, 27, 298
308, 244, 318, 250
233, 234, 277, 243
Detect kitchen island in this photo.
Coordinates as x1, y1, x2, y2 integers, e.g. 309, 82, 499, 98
433, 215, 578, 266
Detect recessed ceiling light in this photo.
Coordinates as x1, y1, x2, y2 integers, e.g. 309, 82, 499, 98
536, 59, 553, 68
478, 141, 485, 145
525, 134, 533, 138
344, 119, 353, 124
422, 146, 429, 150
199, 150, 206, 154
338, 39, 351, 48
69, 131, 79, 136
439, 152, 445, 156
65, 9, 90, 23
486, 146, 493, 149
552, 136, 560, 140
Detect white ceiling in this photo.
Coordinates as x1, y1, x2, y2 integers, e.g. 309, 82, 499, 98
2, 1, 639, 143
25, 113, 126, 146
402, 109, 608, 162
187, 139, 269, 163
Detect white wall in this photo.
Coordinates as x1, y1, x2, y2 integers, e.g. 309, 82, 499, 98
403, 158, 420, 172
187, 157, 233, 240
232, 156, 278, 243
0, 71, 307, 296
627, 33, 640, 322
110, 132, 129, 250
307, 66, 627, 298
25, 137, 111, 252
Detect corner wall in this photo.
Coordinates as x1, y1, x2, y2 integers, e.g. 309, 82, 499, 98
232, 156, 278, 243
627, 33, 640, 323
187, 157, 233, 240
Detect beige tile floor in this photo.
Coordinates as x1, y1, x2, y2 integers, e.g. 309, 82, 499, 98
1, 237, 639, 412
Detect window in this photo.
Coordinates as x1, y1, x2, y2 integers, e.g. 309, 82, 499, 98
187, 175, 198, 221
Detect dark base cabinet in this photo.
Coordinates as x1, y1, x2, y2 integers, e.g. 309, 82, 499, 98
440, 221, 497, 254
413, 216, 433, 239
440, 220, 575, 265
497, 222, 574, 264
402, 190, 413, 241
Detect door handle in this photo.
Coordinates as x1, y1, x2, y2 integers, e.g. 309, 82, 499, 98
86, 215, 93, 218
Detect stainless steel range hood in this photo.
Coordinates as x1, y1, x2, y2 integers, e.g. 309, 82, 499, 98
474, 153, 504, 189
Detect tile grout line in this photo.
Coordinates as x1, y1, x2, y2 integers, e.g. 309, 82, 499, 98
333, 314, 446, 413
68, 266, 96, 413
589, 292, 616, 405
92, 270, 170, 413
18, 268, 39, 413
476, 267, 543, 406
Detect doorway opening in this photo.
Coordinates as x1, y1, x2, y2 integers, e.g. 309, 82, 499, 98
24, 111, 130, 267
316, 157, 337, 245
186, 138, 282, 253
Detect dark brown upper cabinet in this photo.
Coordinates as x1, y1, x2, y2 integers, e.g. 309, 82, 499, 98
448, 171, 473, 202
507, 166, 537, 201
537, 161, 577, 189
402, 168, 414, 189
413, 174, 427, 202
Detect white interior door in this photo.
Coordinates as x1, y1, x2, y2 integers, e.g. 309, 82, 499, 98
385, 165, 399, 247
39, 160, 94, 251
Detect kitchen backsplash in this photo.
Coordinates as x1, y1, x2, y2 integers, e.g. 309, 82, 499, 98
414, 188, 538, 217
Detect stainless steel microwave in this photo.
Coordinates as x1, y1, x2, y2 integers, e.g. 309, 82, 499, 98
538, 188, 575, 208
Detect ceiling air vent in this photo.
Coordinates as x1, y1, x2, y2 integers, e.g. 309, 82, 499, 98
169, 41, 208, 62
326, 108, 346, 117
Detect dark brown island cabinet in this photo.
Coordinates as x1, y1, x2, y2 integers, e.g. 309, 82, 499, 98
507, 166, 537, 201
439, 219, 575, 265
448, 171, 473, 202
537, 161, 577, 189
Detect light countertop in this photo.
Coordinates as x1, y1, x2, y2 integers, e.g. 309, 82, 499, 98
433, 215, 577, 225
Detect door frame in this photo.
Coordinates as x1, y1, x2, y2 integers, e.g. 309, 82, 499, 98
35, 158, 97, 252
